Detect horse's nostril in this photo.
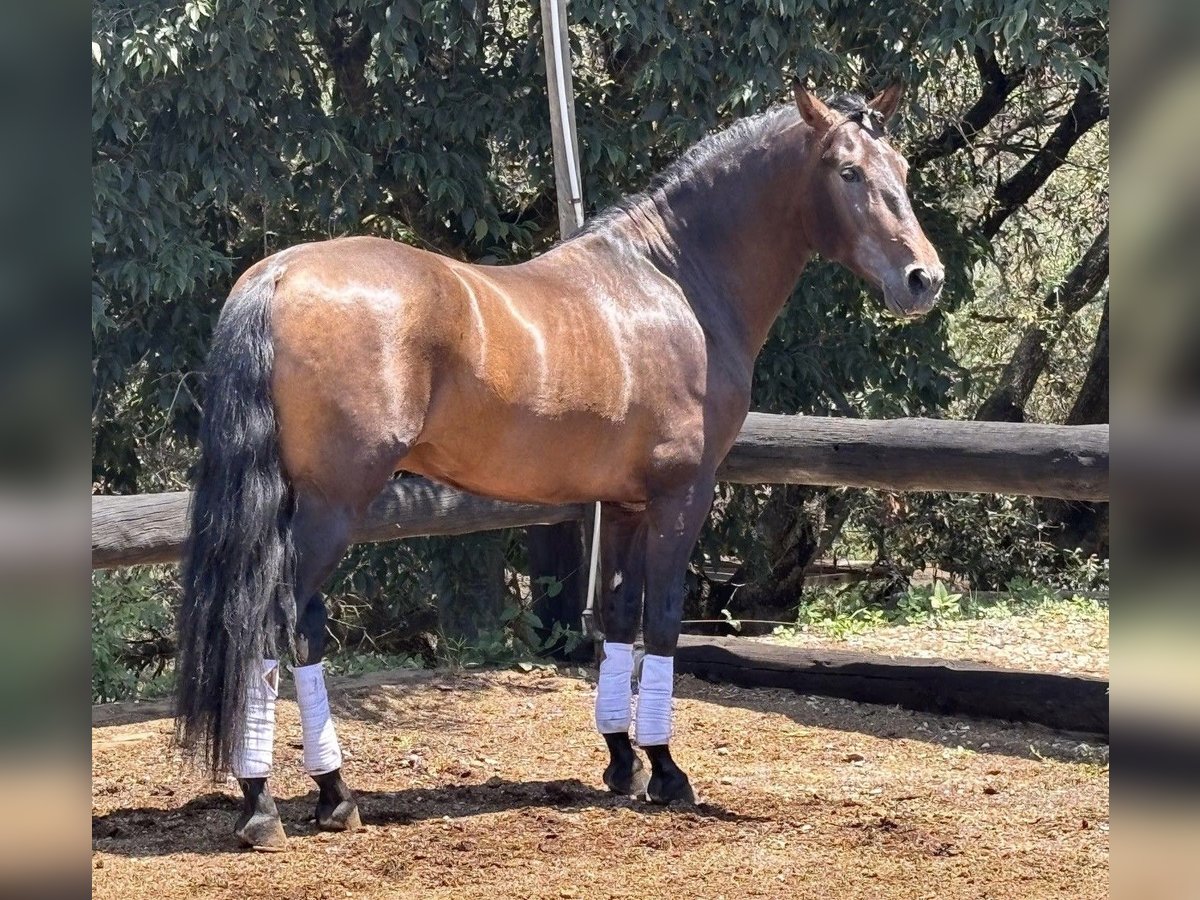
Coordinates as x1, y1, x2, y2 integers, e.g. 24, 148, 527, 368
908, 267, 932, 294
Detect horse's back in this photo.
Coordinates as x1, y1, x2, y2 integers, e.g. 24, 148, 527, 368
413, 241, 711, 502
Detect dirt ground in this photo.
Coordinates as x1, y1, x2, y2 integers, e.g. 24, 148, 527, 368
767, 603, 1110, 678
92, 669, 1108, 899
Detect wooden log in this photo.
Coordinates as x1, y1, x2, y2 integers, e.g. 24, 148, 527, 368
92, 667, 437, 729
92, 415, 1108, 569
91, 478, 587, 569
675, 635, 1108, 736
718, 414, 1108, 501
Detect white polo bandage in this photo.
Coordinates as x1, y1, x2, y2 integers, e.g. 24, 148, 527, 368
231, 659, 278, 779
293, 662, 343, 775
595, 642, 635, 734
635, 654, 674, 747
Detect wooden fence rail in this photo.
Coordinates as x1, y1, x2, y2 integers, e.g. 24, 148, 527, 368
93, 414, 1107, 569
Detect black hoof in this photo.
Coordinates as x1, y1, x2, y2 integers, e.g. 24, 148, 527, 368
317, 798, 362, 832
236, 777, 287, 851
603, 753, 650, 796
313, 769, 363, 832
646, 768, 697, 805
643, 745, 698, 805
602, 732, 649, 797
234, 811, 287, 851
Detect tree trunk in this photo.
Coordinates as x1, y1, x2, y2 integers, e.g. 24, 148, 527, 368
730, 486, 853, 618
974, 327, 1051, 423
911, 48, 1026, 169
1042, 298, 1109, 556
526, 522, 591, 660
431, 532, 507, 645
1065, 296, 1109, 427
980, 80, 1109, 239
976, 221, 1109, 423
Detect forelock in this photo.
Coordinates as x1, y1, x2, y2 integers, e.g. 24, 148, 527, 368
827, 92, 886, 136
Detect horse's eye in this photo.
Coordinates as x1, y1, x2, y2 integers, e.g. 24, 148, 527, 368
840, 167, 862, 183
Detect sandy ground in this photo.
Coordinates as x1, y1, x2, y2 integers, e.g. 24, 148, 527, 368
767, 603, 1109, 678
92, 669, 1108, 899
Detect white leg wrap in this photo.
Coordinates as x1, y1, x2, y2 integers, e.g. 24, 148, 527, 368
231, 659, 278, 779
635, 654, 674, 747
595, 642, 634, 734
293, 662, 343, 776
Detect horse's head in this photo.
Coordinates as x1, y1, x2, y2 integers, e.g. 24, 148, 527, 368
793, 83, 943, 319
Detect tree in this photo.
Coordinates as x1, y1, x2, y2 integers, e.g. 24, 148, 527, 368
93, 0, 1110, 652
975, 220, 1109, 423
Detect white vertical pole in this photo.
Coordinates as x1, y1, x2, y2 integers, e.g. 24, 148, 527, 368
539, 0, 601, 636
539, 0, 585, 237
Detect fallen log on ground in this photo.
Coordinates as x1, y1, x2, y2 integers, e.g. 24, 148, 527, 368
674, 635, 1108, 736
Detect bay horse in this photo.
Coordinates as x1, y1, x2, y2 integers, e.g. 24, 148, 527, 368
175, 84, 943, 849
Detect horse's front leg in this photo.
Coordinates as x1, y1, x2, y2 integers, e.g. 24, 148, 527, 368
595, 504, 650, 796
638, 475, 715, 805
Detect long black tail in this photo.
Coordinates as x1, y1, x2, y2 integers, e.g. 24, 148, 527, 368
175, 271, 297, 777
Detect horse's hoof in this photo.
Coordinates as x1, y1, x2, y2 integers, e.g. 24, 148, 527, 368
646, 769, 697, 806
603, 754, 650, 797
234, 812, 288, 851
317, 799, 362, 832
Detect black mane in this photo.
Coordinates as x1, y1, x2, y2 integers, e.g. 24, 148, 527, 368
576, 104, 797, 237
577, 93, 874, 237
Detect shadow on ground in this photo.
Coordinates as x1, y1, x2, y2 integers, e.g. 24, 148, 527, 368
92, 775, 767, 858
671, 675, 1108, 764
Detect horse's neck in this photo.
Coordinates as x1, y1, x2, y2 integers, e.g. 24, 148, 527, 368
617, 124, 814, 358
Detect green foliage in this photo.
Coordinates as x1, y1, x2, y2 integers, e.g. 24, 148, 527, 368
895, 580, 964, 625
535, 575, 565, 599
325, 537, 440, 654
782, 572, 1106, 639
324, 650, 423, 677
787, 582, 893, 637
851, 490, 1109, 591
91, 568, 176, 702
436, 604, 585, 670
92, 1, 1109, 685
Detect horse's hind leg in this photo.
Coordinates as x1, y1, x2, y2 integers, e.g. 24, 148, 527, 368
595, 503, 649, 796
231, 491, 359, 849
638, 475, 716, 805
294, 590, 360, 832
289, 493, 362, 832
232, 660, 286, 850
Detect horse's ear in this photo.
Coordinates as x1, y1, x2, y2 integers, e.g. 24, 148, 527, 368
793, 83, 837, 133
867, 83, 904, 125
